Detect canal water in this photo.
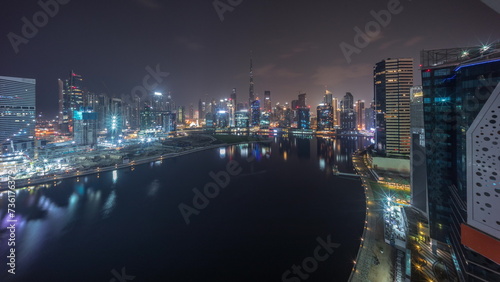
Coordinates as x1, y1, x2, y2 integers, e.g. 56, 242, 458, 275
0, 136, 369, 281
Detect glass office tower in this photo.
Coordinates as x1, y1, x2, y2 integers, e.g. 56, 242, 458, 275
421, 43, 500, 281
0, 76, 36, 145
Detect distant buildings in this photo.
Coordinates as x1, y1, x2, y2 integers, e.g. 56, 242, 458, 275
0, 76, 36, 147
216, 109, 229, 128
250, 99, 260, 127
235, 110, 249, 128
59, 71, 84, 135
177, 106, 185, 124
249, 56, 255, 107
140, 105, 155, 130
73, 106, 98, 146
419, 43, 500, 281
332, 97, 340, 127
297, 108, 310, 129
260, 112, 270, 129
324, 90, 333, 106
106, 98, 123, 142
317, 104, 333, 130
140, 104, 176, 133
365, 102, 375, 131
374, 58, 413, 157
264, 91, 271, 113
200, 98, 208, 123
298, 93, 306, 108
355, 100, 365, 130
340, 92, 356, 131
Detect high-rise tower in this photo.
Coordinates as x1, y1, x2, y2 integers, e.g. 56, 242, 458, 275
0, 76, 36, 144
61, 71, 84, 135
341, 92, 356, 131
264, 91, 271, 112
374, 58, 413, 157
249, 54, 255, 106
420, 44, 500, 281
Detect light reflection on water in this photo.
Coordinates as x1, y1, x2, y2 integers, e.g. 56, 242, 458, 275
0, 135, 372, 281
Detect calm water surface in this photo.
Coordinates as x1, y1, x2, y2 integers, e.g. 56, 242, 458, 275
0, 136, 370, 281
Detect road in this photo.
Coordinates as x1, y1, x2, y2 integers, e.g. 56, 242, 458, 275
349, 151, 394, 282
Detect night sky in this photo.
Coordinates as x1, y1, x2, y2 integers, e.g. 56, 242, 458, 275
1, 0, 499, 118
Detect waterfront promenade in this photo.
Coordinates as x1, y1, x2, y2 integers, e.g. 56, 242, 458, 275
349, 151, 394, 282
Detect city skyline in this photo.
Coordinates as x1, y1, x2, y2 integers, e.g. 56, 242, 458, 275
1, 1, 500, 281
1, 0, 499, 118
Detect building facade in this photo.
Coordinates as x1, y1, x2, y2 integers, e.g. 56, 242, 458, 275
410, 86, 427, 216
340, 92, 356, 131
374, 58, 413, 157
0, 76, 36, 147
297, 108, 310, 129
421, 44, 500, 281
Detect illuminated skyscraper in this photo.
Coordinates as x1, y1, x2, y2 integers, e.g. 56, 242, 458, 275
332, 97, 339, 127
249, 55, 255, 106
374, 58, 413, 157
355, 100, 365, 130
297, 108, 310, 129
230, 88, 237, 107
264, 91, 271, 113
364, 102, 375, 131
340, 92, 356, 131
0, 76, 36, 144
235, 110, 249, 128
317, 104, 333, 130
106, 98, 123, 142
251, 99, 260, 127
61, 71, 84, 134
324, 90, 333, 106
421, 44, 500, 281
177, 106, 185, 125
73, 106, 98, 146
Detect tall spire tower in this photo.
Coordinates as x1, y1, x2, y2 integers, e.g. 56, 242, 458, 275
249, 51, 255, 107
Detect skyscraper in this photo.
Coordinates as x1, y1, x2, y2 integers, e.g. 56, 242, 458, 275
177, 106, 185, 125
250, 99, 260, 127
189, 103, 194, 119
235, 110, 249, 128
249, 55, 255, 106
409, 86, 427, 216
340, 92, 356, 131
73, 106, 98, 146
355, 100, 365, 130
365, 102, 375, 131
198, 99, 206, 122
324, 90, 333, 106
297, 108, 310, 129
0, 76, 36, 144
421, 43, 500, 281
298, 93, 306, 108
107, 98, 123, 142
61, 71, 84, 135
264, 91, 271, 113
230, 88, 237, 108
316, 104, 333, 130
332, 97, 340, 127
374, 58, 413, 157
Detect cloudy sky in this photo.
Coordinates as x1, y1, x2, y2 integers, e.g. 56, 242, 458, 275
1, 0, 500, 117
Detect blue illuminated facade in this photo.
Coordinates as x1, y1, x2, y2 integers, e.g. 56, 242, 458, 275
251, 100, 260, 127
297, 108, 310, 129
421, 44, 500, 281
